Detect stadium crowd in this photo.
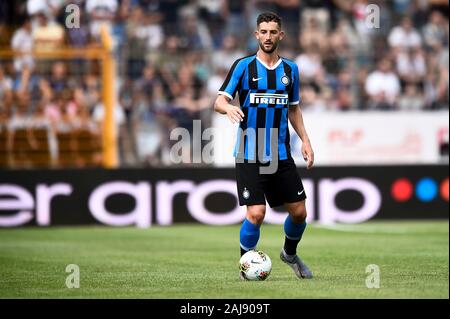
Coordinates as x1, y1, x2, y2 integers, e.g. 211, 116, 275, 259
0, 0, 448, 166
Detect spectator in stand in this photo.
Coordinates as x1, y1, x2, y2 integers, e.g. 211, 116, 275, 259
32, 11, 65, 52
388, 16, 422, 50
68, 86, 93, 130
32, 12, 65, 76
222, 0, 248, 45
143, 7, 165, 47
145, 0, 187, 36
48, 61, 70, 94
81, 73, 101, 113
125, 6, 147, 79
300, 84, 328, 112
171, 62, 210, 139
365, 58, 401, 110
295, 44, 325, 87
43, 93, 65, 128
207, 67, 227, 101
395, 46, 426, 89
155, 35, 183, 74
0, 65, 13, 118
153, 35, 184, 101
424, 49, 449, 110
324, 19, 352, 75
410, 0, 429, 30
334, 69, 355, 111
134, 64, 157, 101
135, 9, 164, 58
352, 0, 371, 37
11, 18, 34, 74
92, 100, 126, 137
131, 84, 165, 166
422, 10, 449, 51
177, 7, 213, 51
398, 84, 425, 110
197, 0, 226, 49
27, 0, 66, 24
274, 0, 300, 45
6, 90, 42, 164
85, 0, 118, 42
300, 0, 331, 32
299, 15, 328, 53
211, 35, 246, 72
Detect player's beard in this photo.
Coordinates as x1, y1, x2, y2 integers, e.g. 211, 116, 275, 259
259, 40, 278, 54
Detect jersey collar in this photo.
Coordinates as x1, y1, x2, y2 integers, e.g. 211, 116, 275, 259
256, 55, 282, 70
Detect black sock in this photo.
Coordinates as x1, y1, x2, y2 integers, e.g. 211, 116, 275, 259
240, 247, 248, 257
284, 236, 300, 256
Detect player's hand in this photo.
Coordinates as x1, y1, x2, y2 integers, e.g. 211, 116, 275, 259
301, 141, 314, 169
225, 105, 245, 124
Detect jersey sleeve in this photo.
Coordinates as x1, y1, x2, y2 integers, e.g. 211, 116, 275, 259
218, 59, 245, 100
289, 64, 300, 106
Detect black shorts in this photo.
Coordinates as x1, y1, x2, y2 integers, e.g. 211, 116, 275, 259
235, 157, 307, 208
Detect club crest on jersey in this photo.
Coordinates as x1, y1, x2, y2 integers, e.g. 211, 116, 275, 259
243, 187, 250, 199
281, 75, 290, 86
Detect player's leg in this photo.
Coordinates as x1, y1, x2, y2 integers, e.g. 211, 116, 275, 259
269, 158, 312, 279
240, 204, 266, 256
280, 200, 313, 279
239, 204, 266, 280
268, 158, 308, 254
283, 200, 307, 256
235, 160, 268, 280
235, 161, 267, 257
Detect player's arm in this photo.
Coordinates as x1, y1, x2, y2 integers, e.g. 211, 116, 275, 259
288, 105, 314, 169
214, 94, 244, 124
214, 58, 246, 124
288, 63, 314, 169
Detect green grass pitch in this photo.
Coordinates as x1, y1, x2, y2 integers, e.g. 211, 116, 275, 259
0, 221, 448, 298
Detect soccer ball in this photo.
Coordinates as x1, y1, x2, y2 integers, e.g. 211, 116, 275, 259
239, 250, 272, 281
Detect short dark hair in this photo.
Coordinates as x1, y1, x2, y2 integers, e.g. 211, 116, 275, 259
256, 12, 282, 29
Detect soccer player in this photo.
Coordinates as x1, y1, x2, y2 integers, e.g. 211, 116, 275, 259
214, 12, 314, 280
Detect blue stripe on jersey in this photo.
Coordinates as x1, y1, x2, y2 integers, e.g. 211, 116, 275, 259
276, 61, 289, 161
283, 59, 300, 104
278, 108, 289, 160
221, 55, 255, 99
245, 107, 257, 160
275, 64, 285, 91
242, 64, 249, 90
233, 128, 241, 157
243, 92, 251, 107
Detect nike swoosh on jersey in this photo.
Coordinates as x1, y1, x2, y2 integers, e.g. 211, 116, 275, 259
252, 77, 262, 81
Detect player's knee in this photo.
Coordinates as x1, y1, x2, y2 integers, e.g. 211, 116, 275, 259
291, 206, 307, 224
246, 206, 266, 225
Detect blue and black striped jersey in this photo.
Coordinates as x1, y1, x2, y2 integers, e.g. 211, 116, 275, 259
218, 54, 300, 162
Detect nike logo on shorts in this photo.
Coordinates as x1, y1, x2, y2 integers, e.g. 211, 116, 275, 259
298, 190, 304, 195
